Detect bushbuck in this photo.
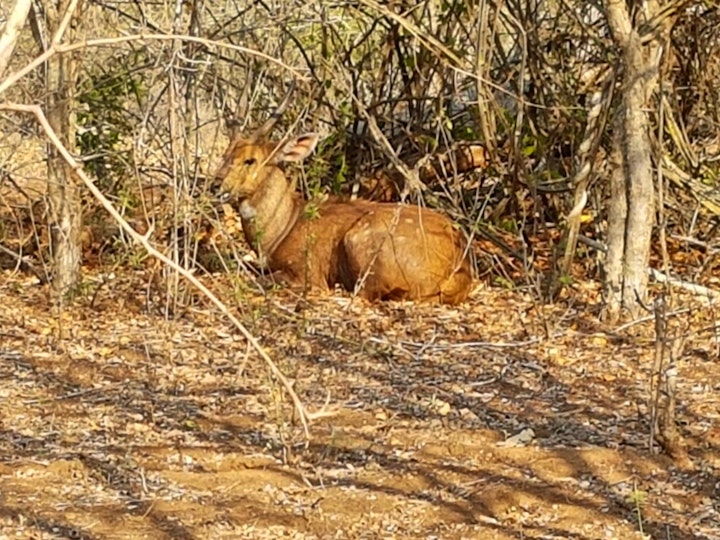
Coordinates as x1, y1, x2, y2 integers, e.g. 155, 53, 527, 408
214, 97, 473, 304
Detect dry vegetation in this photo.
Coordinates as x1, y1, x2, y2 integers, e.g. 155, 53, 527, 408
1, 0, 720, 538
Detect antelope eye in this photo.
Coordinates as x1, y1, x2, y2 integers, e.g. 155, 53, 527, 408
243, 158, 256, 167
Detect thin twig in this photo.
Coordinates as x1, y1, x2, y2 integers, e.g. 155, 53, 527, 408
51, 0, 80, 45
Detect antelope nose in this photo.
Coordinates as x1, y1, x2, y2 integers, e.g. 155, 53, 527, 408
212, 174, 229, 204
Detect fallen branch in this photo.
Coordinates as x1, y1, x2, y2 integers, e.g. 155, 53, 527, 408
579, 235, 720, 301
649, 268, 720, 301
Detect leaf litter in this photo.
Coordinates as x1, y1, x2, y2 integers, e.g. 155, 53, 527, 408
0, 269, 719, 539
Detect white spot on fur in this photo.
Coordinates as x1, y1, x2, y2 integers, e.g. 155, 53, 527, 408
239, 200, 257, 219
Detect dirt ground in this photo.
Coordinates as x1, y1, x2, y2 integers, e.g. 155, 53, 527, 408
1, 269, 719, 539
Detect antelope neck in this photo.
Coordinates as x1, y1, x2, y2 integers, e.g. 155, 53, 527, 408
264, 195, 302, 256
241, 173, 302, 259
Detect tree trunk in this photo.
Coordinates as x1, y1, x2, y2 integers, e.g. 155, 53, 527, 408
602, 0, 673, 321
43, 0, 83, 300
603, 120, 627, 321
621, 31, 655, 313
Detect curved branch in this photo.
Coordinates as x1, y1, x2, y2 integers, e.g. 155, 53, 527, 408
0, 33, 308, 95
0, 101, 312, 438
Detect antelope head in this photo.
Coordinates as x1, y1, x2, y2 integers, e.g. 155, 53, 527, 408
214, 134, 319, 203
215, 82, 319, 204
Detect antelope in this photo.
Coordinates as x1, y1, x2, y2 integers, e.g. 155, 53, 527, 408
214, 93, 473, 304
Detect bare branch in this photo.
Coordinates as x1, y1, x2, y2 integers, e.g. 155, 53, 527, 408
0, 0, 33, 77
51, 0, 80, 45
0, 101, 312, 438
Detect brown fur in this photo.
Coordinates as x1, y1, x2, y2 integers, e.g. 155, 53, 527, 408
215, 133, 473, 304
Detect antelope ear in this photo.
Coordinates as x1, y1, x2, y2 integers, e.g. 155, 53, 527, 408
276, 133, 319, 163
